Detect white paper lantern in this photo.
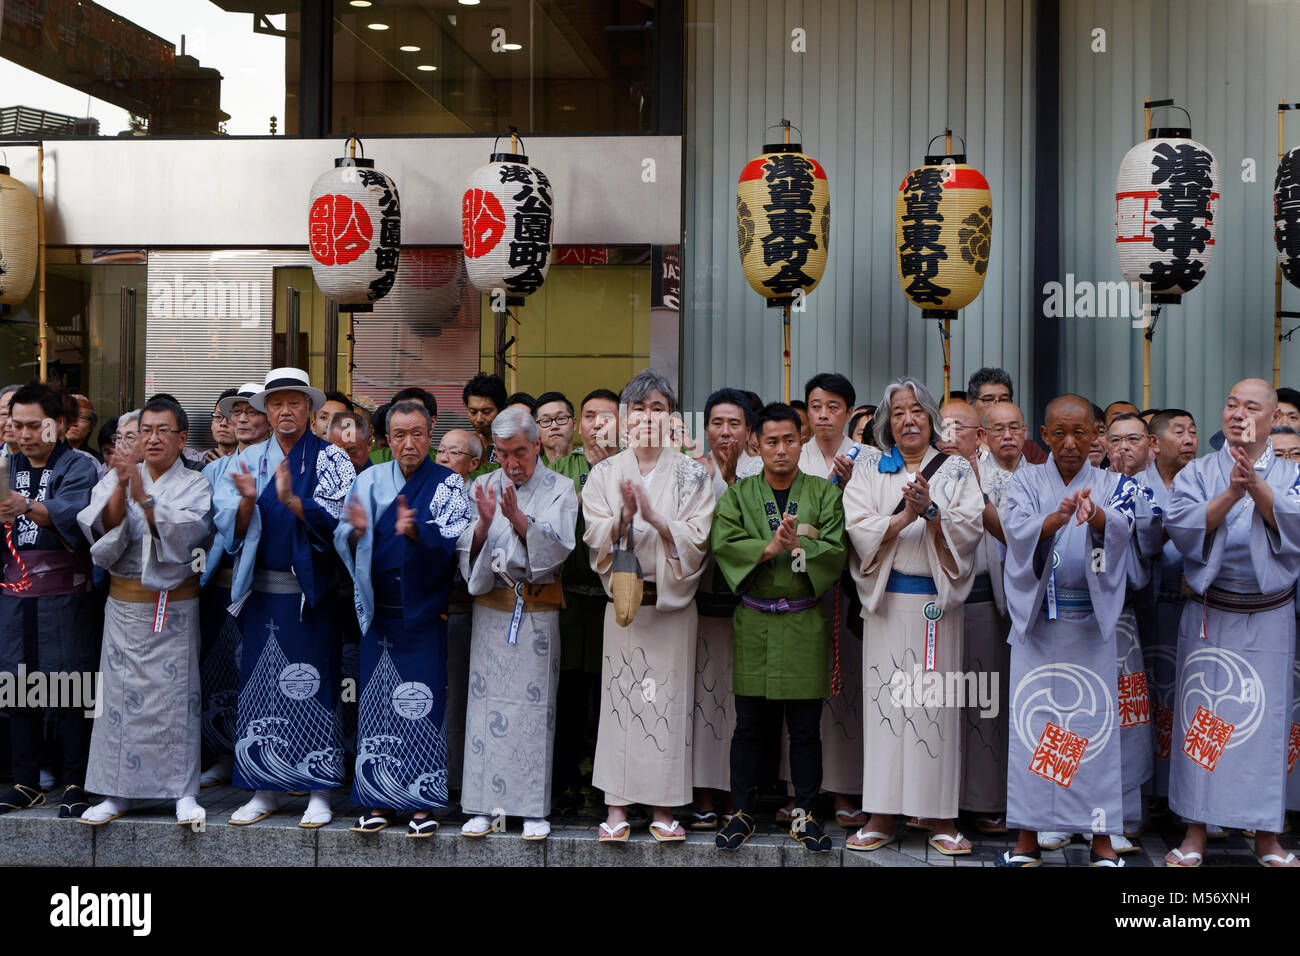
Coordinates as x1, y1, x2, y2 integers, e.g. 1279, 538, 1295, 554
308, 144, 400, 312
0, 163, 37, 307
461, 139, 554, 306
1115, 125, 1219, 304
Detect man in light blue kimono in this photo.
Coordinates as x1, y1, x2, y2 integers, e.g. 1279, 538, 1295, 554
212, 368, 356, 828
198, 382, 267, 787
1164, 379, 1300, 868
1137, 409, 1198, 803
996, 395, 1139, 867
336, 400, 472, 836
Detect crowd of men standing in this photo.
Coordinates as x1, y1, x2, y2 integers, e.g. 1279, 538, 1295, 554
1, 364, 1298, 866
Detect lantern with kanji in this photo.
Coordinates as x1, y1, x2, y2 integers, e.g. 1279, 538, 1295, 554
1276, 146, 1300, 289
462, 136, 554, 306
895, 142, 993, 320
1115, 118, 1219, 304
0, 162, 37, 307
308, 139, 401, 312
736, 140, 830, 306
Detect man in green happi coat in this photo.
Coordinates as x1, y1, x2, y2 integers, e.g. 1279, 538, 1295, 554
711, 402, 847, 853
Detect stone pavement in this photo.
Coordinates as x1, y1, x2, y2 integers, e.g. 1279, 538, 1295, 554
0, 782, 1291, 866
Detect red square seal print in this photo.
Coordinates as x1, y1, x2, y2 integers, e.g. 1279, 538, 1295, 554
1117, 671, 1151, 729
1182, 705, 1234, 772
1029, 720, 1089, 789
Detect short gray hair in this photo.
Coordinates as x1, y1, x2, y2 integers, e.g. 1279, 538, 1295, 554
619, 368, 678, 413
461, 430, 483, 458
491, 406, 539, 443
0, 384, 19, 404
873, 377, 943, 450
118, 409, 141, 430
383, 401, 427, 433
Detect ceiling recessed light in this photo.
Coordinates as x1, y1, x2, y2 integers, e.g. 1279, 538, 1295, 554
417, 64, 437, 71
399, 45, 421, 52
349, 0, 372, 6
502, 42, 522, 50
458, 0, 480, 5
367, 22, 389, 30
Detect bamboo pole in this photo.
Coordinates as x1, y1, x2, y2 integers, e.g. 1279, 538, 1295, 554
36, 143, 46, 382
1142, 98, 1151, 409
1277, 101, 1286, 389
943, 131, 953, 398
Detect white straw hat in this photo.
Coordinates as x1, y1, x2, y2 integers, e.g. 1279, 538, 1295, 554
217, 382, 265, 419
250, 368, 326, 414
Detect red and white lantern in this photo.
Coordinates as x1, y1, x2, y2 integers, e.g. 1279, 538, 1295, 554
308, 140, 400, 312
1115, 121, 1219, 305
462, 137, 554, 306
0, 163, 37, 307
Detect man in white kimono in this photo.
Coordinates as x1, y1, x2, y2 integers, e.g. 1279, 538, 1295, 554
456, 408, 576, 841
1164, 379, 1300, 867
996, 395, 1139, 867
584, 369, 714, 843
843, 379, 984, 855
1139, 409, 1198, 804
688, 387, 761, 828
76, 396, 214, 825
939, 400, 1012, 835
793, 371, 865, 827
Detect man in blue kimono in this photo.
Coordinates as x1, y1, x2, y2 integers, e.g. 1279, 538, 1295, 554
213, 368, 356, 828
0, 383, 101, 819
335, 400, 472, 836
1164, 379, 1300, 867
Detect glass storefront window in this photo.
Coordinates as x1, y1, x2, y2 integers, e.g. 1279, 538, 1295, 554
0, 0, 298, 137
332, 0, 657, 134
0, 248, 147, 458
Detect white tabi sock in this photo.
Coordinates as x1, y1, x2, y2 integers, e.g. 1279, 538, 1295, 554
176, 796, 205, 825
461, 815, 492, 835
80, 797, 135, 823
300, 790, 332, 826
231, 790, 282, 822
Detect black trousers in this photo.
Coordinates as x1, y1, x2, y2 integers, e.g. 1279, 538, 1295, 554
9, 706, 90, 791
730, 695, 822, 814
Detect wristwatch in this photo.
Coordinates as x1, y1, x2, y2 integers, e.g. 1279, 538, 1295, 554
921, 502, 939, 522
143, 495, 156, 510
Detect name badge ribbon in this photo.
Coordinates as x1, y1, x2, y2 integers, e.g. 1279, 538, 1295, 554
492, 553, 526, 645
1046, 550, 1060, 621
922, 602, 942, 671
153, 590, 168, 634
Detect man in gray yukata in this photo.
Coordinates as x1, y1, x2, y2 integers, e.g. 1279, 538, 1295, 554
1163, 379, 1300, 868
76, 395, 214, 826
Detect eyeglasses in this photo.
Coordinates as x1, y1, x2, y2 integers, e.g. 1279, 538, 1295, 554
1277, 448, 1300, 460
436, 447, 472, 459
1107, 434, 1147, 446
975, 395, 1010, 406
211, 412, 229, 421
986, 424, 1024, 435
537, 415, 573, 428
139, 427, 179, 439
113, 432, 139, 442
